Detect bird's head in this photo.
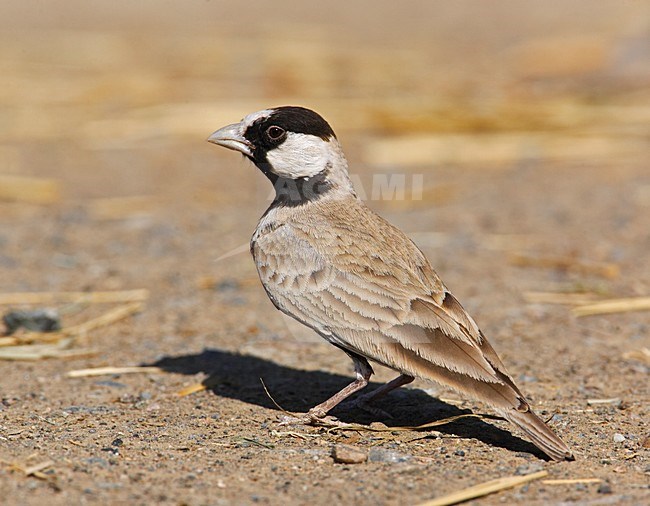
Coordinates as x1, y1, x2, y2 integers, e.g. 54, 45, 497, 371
208, 106, 355, 206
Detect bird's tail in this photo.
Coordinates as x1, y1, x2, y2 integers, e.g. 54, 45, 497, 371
500, 407, 574, 461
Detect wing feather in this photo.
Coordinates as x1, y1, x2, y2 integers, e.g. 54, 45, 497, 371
253, 219, 515, 389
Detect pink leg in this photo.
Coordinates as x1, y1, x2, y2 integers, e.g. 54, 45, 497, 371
307, 355, 374, 418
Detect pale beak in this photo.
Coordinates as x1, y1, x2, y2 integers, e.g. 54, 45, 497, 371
207, 122, 254, 158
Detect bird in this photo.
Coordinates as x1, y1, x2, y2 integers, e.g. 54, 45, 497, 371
207, 106, 574, 461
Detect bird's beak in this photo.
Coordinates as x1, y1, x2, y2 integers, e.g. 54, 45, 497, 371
207, 122, 254, 158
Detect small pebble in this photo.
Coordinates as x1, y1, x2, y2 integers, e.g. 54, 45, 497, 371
367, 448, 411, 464
85, 457, 109, 468
3, 309, 61, 334
613, 433, 626, 443
515, 463, 544, 475
597, 483, 612, 494
331, 444, 367, 464
94, 380, 126, 389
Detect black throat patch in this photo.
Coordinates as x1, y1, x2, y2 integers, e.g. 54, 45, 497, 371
269, 164, 333, 208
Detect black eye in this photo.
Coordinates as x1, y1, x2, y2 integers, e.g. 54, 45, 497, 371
266, 126, 285, 141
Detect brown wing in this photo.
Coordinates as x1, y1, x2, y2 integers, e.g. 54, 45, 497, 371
252, 200, 517, 392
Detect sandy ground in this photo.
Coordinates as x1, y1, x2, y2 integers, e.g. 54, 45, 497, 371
1, 1, 649, 504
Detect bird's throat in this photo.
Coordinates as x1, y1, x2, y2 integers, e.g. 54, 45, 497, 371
268, 167, 333, 208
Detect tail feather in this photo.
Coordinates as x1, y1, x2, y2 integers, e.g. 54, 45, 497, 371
386, 347, 574, 461
500, 408, 574, 462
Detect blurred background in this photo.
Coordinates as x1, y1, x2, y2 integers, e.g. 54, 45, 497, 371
1, 0, 648, 198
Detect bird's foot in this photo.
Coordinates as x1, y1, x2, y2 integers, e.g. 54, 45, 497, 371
278, 408, 339, 427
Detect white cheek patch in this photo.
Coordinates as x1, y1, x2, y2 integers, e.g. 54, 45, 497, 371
266, 133, 332, 179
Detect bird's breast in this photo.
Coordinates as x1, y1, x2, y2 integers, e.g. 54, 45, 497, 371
252, 222, 327, 291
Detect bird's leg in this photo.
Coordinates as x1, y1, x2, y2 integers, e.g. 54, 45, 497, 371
307, 362, 373, 419
279, 354, 373, 426
356, 373, 414, 404
342, 374, 414, 418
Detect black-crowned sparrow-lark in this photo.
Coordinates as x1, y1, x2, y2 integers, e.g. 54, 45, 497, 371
207, 106, 574, 461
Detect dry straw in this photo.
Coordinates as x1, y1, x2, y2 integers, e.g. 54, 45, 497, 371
416, 471, 548, 506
